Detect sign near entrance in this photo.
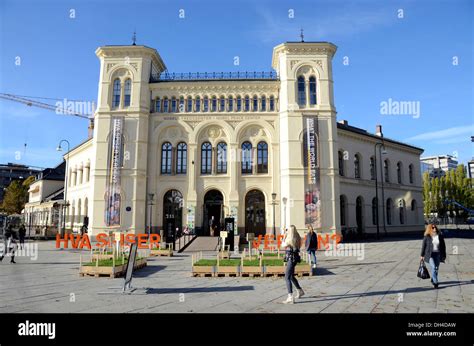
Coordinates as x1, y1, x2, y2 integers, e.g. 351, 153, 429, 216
220, 231, 228, 238
303, 116, 321, 229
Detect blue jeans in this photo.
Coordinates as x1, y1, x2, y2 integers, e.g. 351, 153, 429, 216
285, 260, 301, 294
308, 249, 317, 265
429, 252, 441, 284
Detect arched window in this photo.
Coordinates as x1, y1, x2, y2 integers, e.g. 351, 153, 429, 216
257, 141, 268, 173
77, 199, 82, 224
386, 199, 392, 225
411, 199, 417, 211
176, 142, 187, 174
244, 96, 250, 112
370, 156, 375, 180
228, 96, 234, 112
372, 197, 378, 225
187, 97, 193, 112
261, 96, 266, 111
112, 78, 121, 108
297, 76, 306, 107
340, 195, 346, 226
201, 142, 212, 174
397, 162, 402, 184
252, 95, 258, 111
384, 159, 390, 182
163, 97, 169, 113
124, 79, 131, 107
171, 97, 177, 112
216, 142, 227, 174
338, 150, 345, 176
269, 96, 275, 111
203, 96, 209, 112
409, 164, 414, 184
155, 98, 161, 112
236, 96, 242, 111
241, 141, 252, 174
354, 154, 361, 179
309, 76, 317, 105
195, 96, 201, 112
219, 96, 225, 112
178, 96, 184, 112
211, 96, 217, 112
411, 200, 418, 223
399, 199, 405, 224
161, 142, 172, 174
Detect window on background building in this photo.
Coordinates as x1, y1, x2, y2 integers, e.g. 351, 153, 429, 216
309, 76, 317, 105
161, 142, 172, 174
228, 96, 234, 112
155, 98, 161, 112
409, 164, 414, 184
261, 96, 266, 111
384, 160, 390, 182
124, 79, 131, 107
370, 156, 375, 180
211, 96, 217, 112
236, 96, 242, 111
297, 76, 306, 107
269, 96, 275, 111
195, 97, 201, 112
244, 96, 250, 112
253, 96, 258, 111
203, 96, 209, 112
187, 97, 193, 112
257, 141, 268, 173
216, 142, 227, 174
112, 78, 121, 108
241, 142, 252, 174
397, 162, 402, 184
176, 142, 187, 174
354, 154, 361, 179
201, 142, 212, 174
338, 151, 345, 176
340, 195, 346, 226
171, 97, 177, 113
219, 97, 225, 112
372, 198, 378, 225
163, 98, 169, 113
386, 199, 392, 225
179, 97, 184, 113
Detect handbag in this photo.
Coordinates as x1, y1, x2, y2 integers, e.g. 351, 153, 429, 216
284, 249, 301, 264
417, 260, 430, 279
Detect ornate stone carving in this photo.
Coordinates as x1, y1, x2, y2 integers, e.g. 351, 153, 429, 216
290, 60, 300, 69
208, 126, 221, 139
107, 63, 117, 73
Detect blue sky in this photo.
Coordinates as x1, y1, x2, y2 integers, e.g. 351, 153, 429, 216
0, 0, 472, 168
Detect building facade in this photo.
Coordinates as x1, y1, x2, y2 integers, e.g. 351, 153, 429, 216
420, 155, 458, 178
63, 41, 424, 239
0, 163, 41, 204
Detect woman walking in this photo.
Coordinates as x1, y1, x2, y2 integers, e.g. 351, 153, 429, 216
281, 225, 304, 304
420, 224, 446, 289
305, 224, 318, 269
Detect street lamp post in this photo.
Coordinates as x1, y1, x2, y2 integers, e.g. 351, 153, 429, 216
373, 142, 387, 239
57, 140, 70, 237
271, 193, 277, 238
148, 193, 154, 238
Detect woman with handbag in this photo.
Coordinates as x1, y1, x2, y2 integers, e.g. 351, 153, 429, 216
281, 225, 304, 304
420, 224, 446, 289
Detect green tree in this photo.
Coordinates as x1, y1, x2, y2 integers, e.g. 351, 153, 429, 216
422, 171, 432, 216
1, 176, 35, 214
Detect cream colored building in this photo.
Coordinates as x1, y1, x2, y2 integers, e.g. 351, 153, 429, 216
62, 41, 424, 240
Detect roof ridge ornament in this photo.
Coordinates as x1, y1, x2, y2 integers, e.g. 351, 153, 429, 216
132, 30, 137, 46
300, 28, 304, 42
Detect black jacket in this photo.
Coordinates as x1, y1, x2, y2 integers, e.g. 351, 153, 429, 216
305, 232, 318, 251
421, 233, 446, 263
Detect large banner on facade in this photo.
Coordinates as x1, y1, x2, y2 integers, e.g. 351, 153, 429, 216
105, 117, 123, 227
303, 116, 321, 229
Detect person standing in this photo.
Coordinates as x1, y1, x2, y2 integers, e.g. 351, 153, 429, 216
305, 224, 318, 269
0, 224, 16, 263
281, 225, 304, 304
18, 223, 26, 250
420, 224, 446, 289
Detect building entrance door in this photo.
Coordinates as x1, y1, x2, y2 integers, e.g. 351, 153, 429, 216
203, 190, 223, 236
163, 190, 183, 243
245, 190, 266, 236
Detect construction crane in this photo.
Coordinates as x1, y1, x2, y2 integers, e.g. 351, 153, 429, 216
0, 93, 95, 137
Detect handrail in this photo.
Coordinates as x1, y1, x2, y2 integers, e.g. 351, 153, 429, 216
150, 71, 278, 83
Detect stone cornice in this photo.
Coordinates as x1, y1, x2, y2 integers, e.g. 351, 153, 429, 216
150, 81, 279, 95
95, 45, 166, 73
272, 42, 337, 70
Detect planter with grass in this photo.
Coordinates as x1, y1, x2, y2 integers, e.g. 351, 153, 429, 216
150, 243, 173, 257
216, 258, 240, 276
240, 257, 263, 276
79, 255, 147, 278
192, 258, 216, 277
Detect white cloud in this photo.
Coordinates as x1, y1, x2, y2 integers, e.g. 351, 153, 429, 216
404, 125, 474, 142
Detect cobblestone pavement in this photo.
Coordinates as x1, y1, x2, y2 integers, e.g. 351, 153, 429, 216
0, 237, 473, 313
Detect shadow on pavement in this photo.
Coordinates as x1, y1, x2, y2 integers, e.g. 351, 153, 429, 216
133, 265, 167, 277
144, 286, 254, 294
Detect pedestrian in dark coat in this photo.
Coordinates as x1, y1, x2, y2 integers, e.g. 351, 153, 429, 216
305, 224, 318, 269
18, 224, 26, 250
420, 224, 446, 289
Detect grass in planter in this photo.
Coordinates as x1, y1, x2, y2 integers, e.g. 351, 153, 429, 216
83, 257, 144, 267
218, 259, 241, 266
193, 259, 217, 266
262, 259, 309, 266
243, 259, 260, 266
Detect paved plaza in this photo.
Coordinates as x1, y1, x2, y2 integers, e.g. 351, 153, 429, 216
0, 236, 473, 313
